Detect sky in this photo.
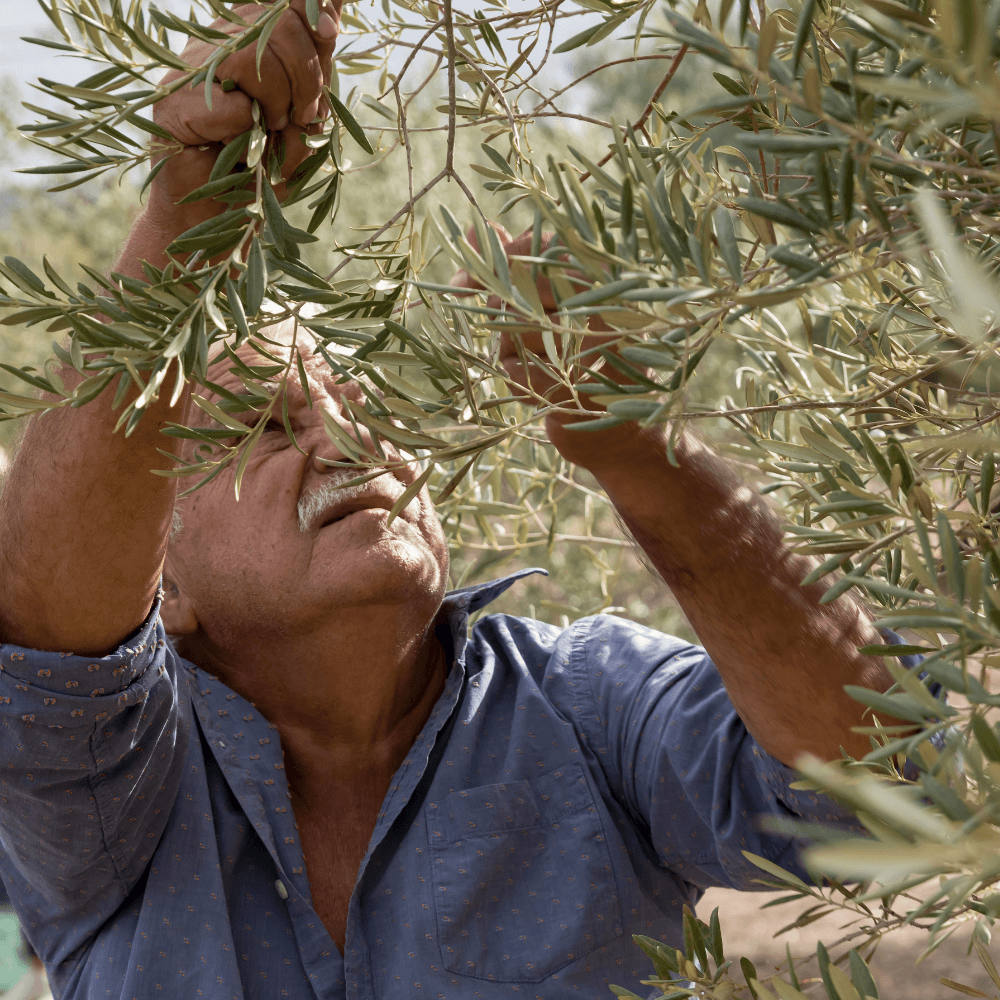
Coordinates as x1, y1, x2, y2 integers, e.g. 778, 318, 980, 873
2, 1, 203, 74
2, 1, 191, 97
0, 0, 588, 178
2, 3, 86, 92
0, 0, 192, 174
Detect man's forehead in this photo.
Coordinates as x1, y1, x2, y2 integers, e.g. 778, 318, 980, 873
202, 331, 380, 403
207, 330, 326, 386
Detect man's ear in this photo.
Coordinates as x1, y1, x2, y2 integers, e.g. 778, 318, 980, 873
161, 574, 199, 638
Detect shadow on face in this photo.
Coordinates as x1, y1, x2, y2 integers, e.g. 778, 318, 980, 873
160, 323, 450, 655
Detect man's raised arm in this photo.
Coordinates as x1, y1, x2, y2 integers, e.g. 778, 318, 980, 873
549, 419, 891, 766
461, 228, 899, 768
0, 0, 340, 656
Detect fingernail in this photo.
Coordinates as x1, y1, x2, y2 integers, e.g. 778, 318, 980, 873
275, 114, 289, 130
317, 11, 338, 38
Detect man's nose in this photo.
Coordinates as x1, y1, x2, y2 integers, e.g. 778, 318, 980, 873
300, 398, 401, 475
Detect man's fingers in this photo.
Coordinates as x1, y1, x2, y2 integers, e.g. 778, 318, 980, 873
275, 121, 324, 183
155, 85, 254, 147
450, 222, 514, 291
221, 44, 293, 131
288, 0, 341, 64
506, 229, 544, 257
233, 1, 338, 127
286, 0, 340, 120
146, 0, 344, 229
463, 222, 513, 256
169, 3, 336, 138
446, 221, 637, 408
263, 12, 328, 126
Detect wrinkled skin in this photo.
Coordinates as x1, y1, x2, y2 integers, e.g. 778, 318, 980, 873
162, 330, 450, 697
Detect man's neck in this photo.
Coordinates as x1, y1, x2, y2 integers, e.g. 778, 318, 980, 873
181, 602, 451, 802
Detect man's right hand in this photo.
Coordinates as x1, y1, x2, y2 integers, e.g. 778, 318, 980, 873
143, 0, 341, 248
0, 1, 341, 657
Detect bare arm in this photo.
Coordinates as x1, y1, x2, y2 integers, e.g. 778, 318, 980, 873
0, 221, 192, 655
548, 419, 891, 766
0, 0, 339, 656
456, 227, 895, 768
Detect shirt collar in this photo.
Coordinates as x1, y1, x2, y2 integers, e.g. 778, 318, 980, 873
441, 567, 547, 616
438, 568, 546, 668
182, 567, 547, 910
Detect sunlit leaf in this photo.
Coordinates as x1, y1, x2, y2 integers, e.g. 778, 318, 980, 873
328, 91, 375, 155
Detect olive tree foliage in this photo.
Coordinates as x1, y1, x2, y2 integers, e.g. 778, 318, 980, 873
3, 0, 1000, 993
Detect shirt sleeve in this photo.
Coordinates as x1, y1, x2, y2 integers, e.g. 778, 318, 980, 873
554, 614, 866, 891
0, 597, 190, 920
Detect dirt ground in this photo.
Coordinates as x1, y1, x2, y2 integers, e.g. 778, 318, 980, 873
696, 887, 998, 999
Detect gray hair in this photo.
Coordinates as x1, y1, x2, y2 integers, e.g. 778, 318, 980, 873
297, 468, 387, 533
170, 506, 184, 542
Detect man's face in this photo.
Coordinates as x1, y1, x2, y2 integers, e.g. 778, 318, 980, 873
163, 332, 450, 651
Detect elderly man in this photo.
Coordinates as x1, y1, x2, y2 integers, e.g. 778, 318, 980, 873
0, 3, 898, 998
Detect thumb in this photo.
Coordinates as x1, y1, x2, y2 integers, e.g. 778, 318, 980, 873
463, 221, 513, 256
450, 222, 514, 291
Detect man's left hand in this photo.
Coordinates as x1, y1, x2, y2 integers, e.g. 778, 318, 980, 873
449, 219, 896, 768
450, 224, 660, 469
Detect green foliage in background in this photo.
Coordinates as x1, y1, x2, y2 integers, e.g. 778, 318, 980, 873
3, 0, 1000, 994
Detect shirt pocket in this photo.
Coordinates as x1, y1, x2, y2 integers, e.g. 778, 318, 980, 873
425, 761, 622, 983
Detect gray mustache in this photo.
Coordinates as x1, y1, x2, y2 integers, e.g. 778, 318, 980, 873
297, 468, 404, 532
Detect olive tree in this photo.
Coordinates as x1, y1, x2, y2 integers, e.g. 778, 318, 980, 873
3, 0, 1000, 995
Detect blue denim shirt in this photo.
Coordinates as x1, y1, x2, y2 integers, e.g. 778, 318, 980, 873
0, 570, 862, 1000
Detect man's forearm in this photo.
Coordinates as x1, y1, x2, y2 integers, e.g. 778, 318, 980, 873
115, 149, 224, 282
559, 420, 891, 766
0, 0, 332, 656
0, 204, 195, 654
114, 207, 185, 281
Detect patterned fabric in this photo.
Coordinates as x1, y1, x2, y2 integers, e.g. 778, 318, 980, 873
0, 570, 867, 1000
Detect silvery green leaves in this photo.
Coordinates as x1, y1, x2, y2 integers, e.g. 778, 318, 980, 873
327, 92, 374, 156
18, 0, 282, 189
2, 0, 366, 464
4, 0, 1000, 985
427, 138, 730, 441
619, 900, 884, 1000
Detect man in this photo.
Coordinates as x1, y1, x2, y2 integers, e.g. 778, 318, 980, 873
0, 3, 900, 998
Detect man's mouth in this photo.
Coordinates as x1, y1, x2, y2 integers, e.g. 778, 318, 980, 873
318, 499, 392, 528
298, 469, 406, 533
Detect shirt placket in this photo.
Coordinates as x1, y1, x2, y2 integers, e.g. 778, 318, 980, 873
190, 672, 345, 1000
340, 599, 472, 1000
185, 569, 543, 1000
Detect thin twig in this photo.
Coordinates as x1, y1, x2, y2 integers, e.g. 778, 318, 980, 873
443, 0, 457, 174
404, 110, 615, 133
325, 169, 448, 279
575, 44, 688, 184
530, 53, 676, 118
377, 18, 443, 99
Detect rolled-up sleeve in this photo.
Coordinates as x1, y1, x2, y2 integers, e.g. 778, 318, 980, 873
559, 614, 864, 890
0, 598, 189, 920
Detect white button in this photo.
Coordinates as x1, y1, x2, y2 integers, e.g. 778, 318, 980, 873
218, 741, 225, 748
275, 879, 288, 900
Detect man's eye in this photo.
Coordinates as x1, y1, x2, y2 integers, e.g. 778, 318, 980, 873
264, 420, 286, 434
